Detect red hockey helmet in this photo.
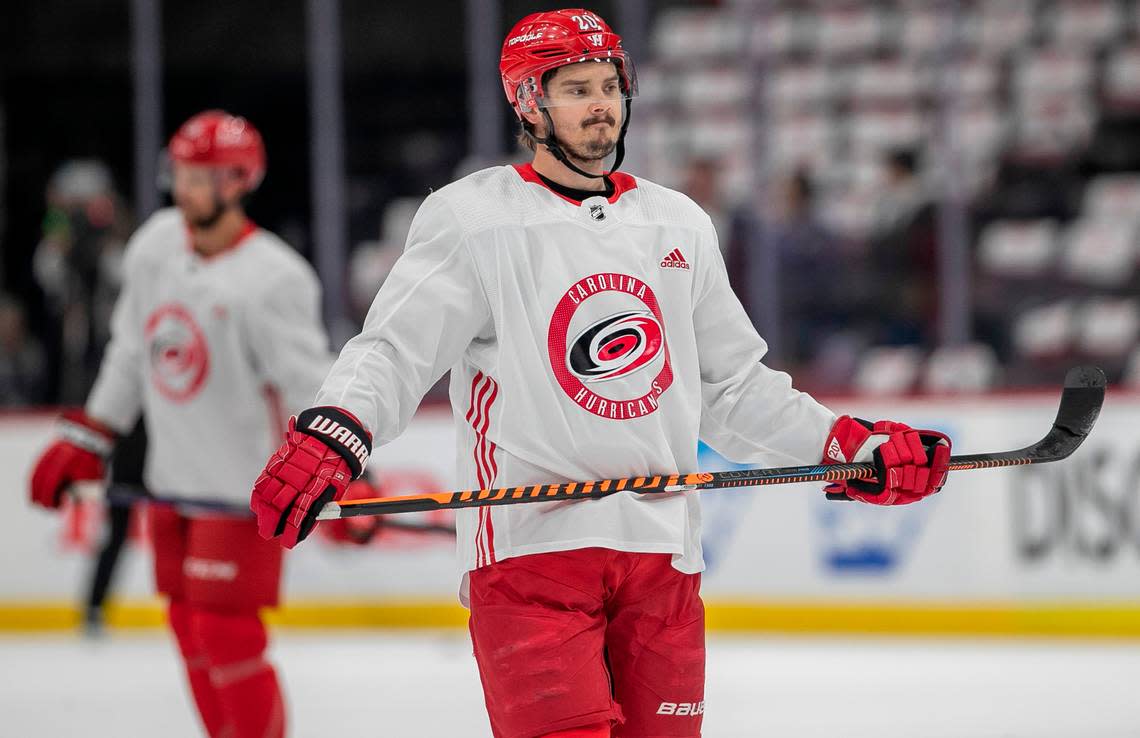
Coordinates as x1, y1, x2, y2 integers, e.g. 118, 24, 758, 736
168, 110, 266, 191
499, 9, 638, 119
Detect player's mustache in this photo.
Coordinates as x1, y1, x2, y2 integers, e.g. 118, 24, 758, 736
581, 114, 616, 129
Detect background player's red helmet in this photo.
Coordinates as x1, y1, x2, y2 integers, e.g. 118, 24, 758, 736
499, 9, 638, 120
168, 110, 266, 191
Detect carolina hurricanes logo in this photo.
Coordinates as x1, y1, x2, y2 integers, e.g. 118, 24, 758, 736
568, 310, 663, 383
144, 303, 209, 402
549, 273, 673, 421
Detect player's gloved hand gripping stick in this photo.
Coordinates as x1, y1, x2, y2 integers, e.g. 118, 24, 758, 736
819, 416, 951, 505
312, 366, 1104, 524
251, 406, 372, 548
29, 411, 117, 510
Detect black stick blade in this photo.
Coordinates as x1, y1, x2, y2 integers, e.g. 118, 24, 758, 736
1056, 365, 1106, 439
1018, 365, 1106, 464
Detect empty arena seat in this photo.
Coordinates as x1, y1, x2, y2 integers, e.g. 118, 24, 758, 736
817, 184, 878, 240
1076, 297, 1140, 356
768, 112, 837, 170
1012, 91, 1096, 161
653, 8, 743, 60
1012, 47, 1094, 96
971, 0, 1036, 56
1059, 218, 1139, 286
853, 346, 924, 395
749, 6, 807, 58
1012, 301, 1077, 358
952, 100, 1010, 158
937, 55, 1001, 101
679, 66, 750, 111
380, 197, 423, 245
766, 62, 834, 114
849, 58, 922, 104
1083, 173, 1140, 218
978, 219, 1058, 278
634, 63, 671, 107
816, 3, 884, 58
687, 111, 752, 156
1103, 43, 1140, 109
1048, 0, 1124, 47
847, 106, 926, 152
898, 3, 961, 58
922, 343, 1000, 393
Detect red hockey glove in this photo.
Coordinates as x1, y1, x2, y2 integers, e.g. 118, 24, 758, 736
250, 406, 372, 549
29, 411, 116, 510
320, 479, 385, 546
821, 415, 951, 505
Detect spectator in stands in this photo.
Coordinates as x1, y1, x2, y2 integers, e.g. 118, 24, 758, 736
728, 167, 867, 387
870, 149, 927, 239
0, 293, 47, 405
33, 160, 131, 404
769, 169, 867, 383
680, 157, 730, 255
867, 148, 938, 347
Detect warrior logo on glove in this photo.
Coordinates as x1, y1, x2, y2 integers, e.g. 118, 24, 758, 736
250, 406, 372, 548
302, 412, 370, 470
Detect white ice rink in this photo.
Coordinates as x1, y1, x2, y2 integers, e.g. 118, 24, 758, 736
3, 631, 1139, 737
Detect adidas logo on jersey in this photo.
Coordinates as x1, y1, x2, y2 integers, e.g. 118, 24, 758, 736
660, 248, 690, 270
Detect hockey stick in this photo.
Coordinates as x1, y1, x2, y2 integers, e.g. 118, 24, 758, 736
71, 482, 456, 536
317, 366, 1105, 521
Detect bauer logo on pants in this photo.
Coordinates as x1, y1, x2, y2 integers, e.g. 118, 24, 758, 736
548, 272, 673, 420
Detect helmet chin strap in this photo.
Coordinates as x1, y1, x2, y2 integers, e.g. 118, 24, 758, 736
525, 98, 633, 180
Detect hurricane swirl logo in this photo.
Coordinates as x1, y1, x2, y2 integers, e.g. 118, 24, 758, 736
548, 272, 673, 421
144, 303, 209, 402
568, 310, 663, 383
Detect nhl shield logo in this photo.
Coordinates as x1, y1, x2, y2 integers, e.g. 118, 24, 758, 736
589, 204, 606, 221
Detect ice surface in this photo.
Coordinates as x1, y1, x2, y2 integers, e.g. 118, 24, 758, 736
2, 631, 1138, 737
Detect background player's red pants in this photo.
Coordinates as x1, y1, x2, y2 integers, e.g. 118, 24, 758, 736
151, 506, 286, 738
468, 548, 705, 738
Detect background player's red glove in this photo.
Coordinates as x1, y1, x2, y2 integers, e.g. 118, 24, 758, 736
250, 406, 372, 549
821, 415, 950, 505
29, 410, 117, 509
320, 479, 385, 545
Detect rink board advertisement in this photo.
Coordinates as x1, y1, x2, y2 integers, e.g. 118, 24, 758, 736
2, 391, 1138, 634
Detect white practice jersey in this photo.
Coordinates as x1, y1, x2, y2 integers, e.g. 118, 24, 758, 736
87, 208, 331, 505
317, 164, 837, 598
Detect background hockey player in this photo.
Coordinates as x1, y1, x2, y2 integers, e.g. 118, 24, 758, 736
29, 110, 330, 738
250, 9, 952, 738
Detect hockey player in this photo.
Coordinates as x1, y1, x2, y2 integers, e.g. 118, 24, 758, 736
29, 110, 330, 738
250, 9, 951, 738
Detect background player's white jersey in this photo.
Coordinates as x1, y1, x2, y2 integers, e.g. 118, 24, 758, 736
317, 164, 837, 596
87, 208, 330, 505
